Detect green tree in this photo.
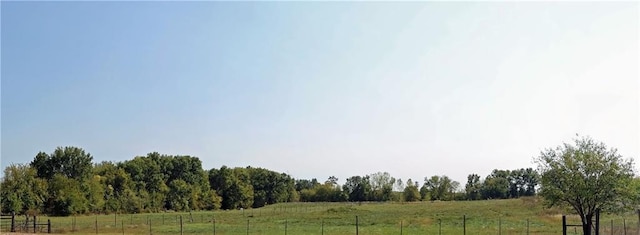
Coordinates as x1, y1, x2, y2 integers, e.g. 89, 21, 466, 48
465, 174, 481, 200
31, 147, 94, 181
343, 176, 371, 202
481, 170, 510, 199
368, 172, 395, 201
0, 164, 48, 214
535, 136, 635, 235
424, 175, 458, 201
403, 179, 420, 202
167, 179, 191, 211
94, 161, 134, 213
209, 166, 254, 209
47, 174, 88, 215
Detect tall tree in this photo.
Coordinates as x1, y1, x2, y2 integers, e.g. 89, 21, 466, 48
368, 172, 396, 201
403, 179, 420, 202
535, 136, 635, 235
31, 147, 93, 180
465, 174, 481, 200
424, 175, 458, 201
481, 170, 510, 199
209, 166, 254, 209
0, 164, 48, 214
343, 176, 371, 202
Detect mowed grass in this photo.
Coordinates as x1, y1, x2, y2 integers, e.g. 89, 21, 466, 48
4, 198, 639, 235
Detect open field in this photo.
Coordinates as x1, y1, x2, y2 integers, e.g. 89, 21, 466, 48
1, 198, 638, 235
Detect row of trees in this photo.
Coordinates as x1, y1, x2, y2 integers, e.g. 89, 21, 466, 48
0, 147, 297, 215
2, 136, 638, 235
1, 146, 539, 216
295, 168, 538, 203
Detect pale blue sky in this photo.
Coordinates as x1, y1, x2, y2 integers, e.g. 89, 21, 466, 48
2, 2, 638, 185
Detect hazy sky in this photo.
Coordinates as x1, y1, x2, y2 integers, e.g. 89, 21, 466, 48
2, 2, 638, 185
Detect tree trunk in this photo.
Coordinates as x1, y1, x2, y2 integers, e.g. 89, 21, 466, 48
583, 214, 593, 235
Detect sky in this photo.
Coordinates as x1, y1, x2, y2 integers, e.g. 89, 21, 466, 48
1, 2, 638, 186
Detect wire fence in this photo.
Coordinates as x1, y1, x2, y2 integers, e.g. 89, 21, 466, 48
1, 204, 638, 235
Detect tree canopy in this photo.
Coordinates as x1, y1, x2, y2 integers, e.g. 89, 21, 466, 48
536, 136, 636, 235
6, 139, 635, 217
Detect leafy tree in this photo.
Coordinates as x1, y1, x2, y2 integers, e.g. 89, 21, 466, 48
419, 184, 429, 200
424, 175, 458, 201
0, 164, 48, 214
394, 178, 404, 192
47, 174, 88, 215
343, 176, 371, 201
325, 176, 338, 186
295, 178, 320, 191
465, 174, 481, 200
247, 167, 295, 207
94, 161, 135, 213
481, 170, 510, 199
31, 147, 93, 181
535, 136, 636, 235
209, 166, 254, 209
84, 175, 106, 213
368, 172, 395, 201
403, 179, 420, 202
167, 179, 191, 211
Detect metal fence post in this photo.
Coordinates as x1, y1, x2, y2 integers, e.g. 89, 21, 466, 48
562, 215, 567, 235
596, 209, 600, 235
10, 211, 15, 232
463, 215, 466, 235
356, 216, 359, 235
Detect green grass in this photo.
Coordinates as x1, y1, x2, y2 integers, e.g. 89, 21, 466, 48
2, 198, 638, 234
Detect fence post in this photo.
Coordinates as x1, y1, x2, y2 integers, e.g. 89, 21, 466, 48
637, 210, 640, 232
463, 215, 466, 235
499, 217, 501, 235
10, 211, 15, 232
624, 219, 627, 235
180, 215, 183, 235
596, 209, 600, 235
34, 215, 37, 233
122, 220, 124, 235
213, 218, 216, 235
48, 219, 51, 234
438, 219, 442, 235
246, 219, 249, 235
95, 215, 98, 234
611, 220, 613, 235
527, 219, 529, 235
321, 219, 324, 235
562, 215, 567, 235
356, 216, 359, 235
400, 220, 403, 235
285, 220, 288, 235
149, 217, 152, 235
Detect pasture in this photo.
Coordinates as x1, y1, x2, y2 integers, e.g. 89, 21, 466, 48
3, 198, 638, 235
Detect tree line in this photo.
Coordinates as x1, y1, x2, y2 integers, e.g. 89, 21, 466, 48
1, 146, 539, 216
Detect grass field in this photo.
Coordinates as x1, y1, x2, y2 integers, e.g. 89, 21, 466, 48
2, 198, 638, 235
